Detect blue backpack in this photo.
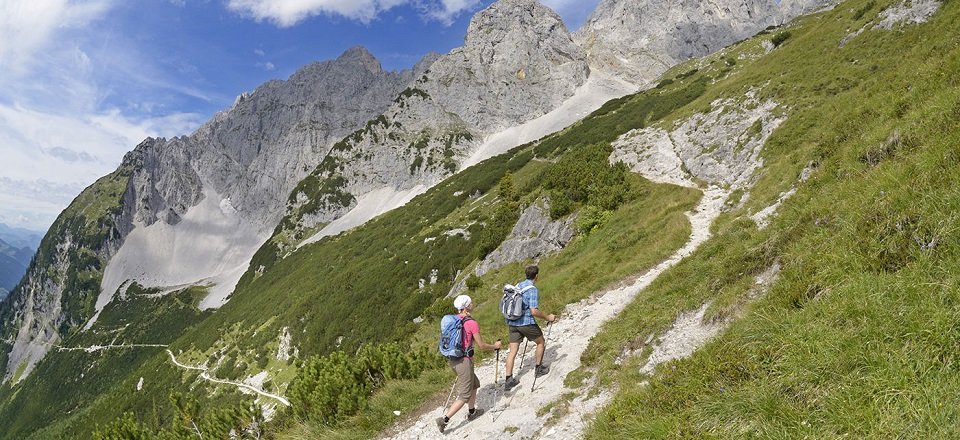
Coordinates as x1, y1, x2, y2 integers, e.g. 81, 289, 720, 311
438, 315, 474, 358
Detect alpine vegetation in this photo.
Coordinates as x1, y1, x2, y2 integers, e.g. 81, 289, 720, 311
4, 0, 956, 439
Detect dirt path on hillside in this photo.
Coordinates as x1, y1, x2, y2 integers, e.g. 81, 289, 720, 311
164, 349, 291, 407
384, 186, 729, 440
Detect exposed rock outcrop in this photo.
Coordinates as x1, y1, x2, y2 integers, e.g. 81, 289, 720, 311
575, 0, 841, 87
475, 200, 576, 276
610, 90, 786, 189
286, 0, 589, 245
130, 47, 423, 230
449, 199, 575, 297
426, 0, 589, 133
878, 0, 941, 29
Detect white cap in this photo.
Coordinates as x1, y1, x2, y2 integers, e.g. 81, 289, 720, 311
454, 295, 472, 310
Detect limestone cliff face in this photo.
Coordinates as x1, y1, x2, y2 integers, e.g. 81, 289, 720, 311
575, 0, 840, 86
0, 47, 420, 383
129, 47, 421, 230
283, 0, 589, 239
425, 0, 589, 133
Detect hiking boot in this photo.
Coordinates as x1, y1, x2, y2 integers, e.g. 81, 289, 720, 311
467, 408, 485, 421
503, 376, 520, 392
535, 364, 550, 378
436, 416, 447, 433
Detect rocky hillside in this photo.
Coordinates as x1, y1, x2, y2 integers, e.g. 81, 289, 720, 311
576, 0, 840, 86
274, 0, 589, 250
0, 46, 422, 384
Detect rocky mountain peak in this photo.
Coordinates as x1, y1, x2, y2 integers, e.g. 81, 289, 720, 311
423, 0, 588, 132
413, 51, 441, 75
277, 0, 591, 247
335, 45, 382, 74
464, 0, 567, 46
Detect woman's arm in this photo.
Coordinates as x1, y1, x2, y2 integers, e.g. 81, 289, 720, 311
473, 331, 502, 351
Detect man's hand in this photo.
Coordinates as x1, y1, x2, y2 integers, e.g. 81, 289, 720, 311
494, 339, 502, 350
547, 313, 557, 322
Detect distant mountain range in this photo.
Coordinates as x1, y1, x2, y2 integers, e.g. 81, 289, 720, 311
0, 224, 40, 295
0, 224, 42, 251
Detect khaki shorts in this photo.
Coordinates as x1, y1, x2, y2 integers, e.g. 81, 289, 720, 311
508, 324, 543, 344
448, 357, 480, 401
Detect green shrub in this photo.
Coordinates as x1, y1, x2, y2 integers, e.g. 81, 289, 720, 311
286, 343, 441, 426
466, 274, 483, 291
576, 205, 613, 236
771, 31, 792, 48
541, 144, 634, 219
676, 68, 699, 80
655, 78, 675, 89
93, 413, 154, 440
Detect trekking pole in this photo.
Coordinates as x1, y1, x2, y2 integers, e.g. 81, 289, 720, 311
442, 379, 456, 414
495, 341, 501, 385
530, 320, 555, 393
493, 341, 502, 411
518, 339, 530, 371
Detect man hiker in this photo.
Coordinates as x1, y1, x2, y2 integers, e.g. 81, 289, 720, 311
503, 265, 556, 391
437, 294, 502, 433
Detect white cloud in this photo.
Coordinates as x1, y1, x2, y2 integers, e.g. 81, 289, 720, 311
0, 103, 203, 180
421, 0, 483, 24
226, 0, 409, 26
0, 103, 204, 230
0, 177, 86, 230
223, 0, 598, 29
0, 0, 113, 76
225, 0, 486, 27
0, 1, 208, 231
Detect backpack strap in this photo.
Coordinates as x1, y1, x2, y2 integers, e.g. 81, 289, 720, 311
517, 284, 535, 309
460, 316, 476, 354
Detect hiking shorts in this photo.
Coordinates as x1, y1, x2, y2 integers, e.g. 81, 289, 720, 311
448, 357, 480, 401
508, 324, 543, 344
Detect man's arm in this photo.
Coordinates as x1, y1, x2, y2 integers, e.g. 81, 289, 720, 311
530, 308, 556, 322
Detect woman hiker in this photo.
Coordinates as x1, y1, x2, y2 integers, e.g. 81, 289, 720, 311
437, 294, 502, 433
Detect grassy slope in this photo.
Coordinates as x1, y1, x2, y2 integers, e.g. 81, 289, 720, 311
10, 0, 950, 436
273, 45, 718, 440
584, 0, 960, 438
0, 165, 131, 348
0, 287, 215, 440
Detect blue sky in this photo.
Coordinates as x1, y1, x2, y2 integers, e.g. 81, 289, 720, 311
0, 0, 599, 232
